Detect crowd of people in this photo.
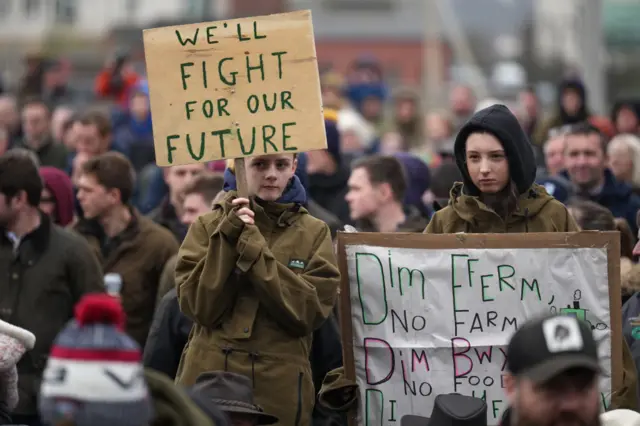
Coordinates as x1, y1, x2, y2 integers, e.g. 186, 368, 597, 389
1, 51, 640, 426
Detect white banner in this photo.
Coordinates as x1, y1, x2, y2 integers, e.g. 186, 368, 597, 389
345, 245, 612, 426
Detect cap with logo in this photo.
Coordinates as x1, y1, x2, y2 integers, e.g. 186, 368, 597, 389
506, 314, 601, 383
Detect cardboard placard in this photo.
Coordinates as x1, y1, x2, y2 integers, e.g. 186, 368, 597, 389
336, 232, 622, 426
143, 10, 326, 166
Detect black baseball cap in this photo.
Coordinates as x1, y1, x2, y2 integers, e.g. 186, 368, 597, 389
506, 314, 601, 384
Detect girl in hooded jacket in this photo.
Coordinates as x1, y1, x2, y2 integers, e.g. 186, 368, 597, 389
424, 104, 639, 410
424, 104, 579, 233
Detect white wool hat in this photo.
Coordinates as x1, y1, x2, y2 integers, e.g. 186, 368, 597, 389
0, 319, 36, 351
601, 409, 640, 426
0, 319, 35, 411
0, 319, 36, 371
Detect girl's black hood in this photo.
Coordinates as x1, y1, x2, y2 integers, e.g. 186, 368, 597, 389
453, 104, 537, 196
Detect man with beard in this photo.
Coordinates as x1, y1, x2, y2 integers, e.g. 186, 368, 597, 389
501, 314, 602, 426
0, 150, 103, 425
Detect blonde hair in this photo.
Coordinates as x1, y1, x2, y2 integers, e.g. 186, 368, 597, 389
608, 134, 640, 187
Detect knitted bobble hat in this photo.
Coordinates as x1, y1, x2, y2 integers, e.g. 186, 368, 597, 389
39, 293, 153, 426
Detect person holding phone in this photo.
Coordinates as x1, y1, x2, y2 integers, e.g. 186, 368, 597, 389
175, 153, 340, 426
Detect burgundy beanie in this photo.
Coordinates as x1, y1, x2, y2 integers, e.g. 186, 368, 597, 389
39, 167, 75, 226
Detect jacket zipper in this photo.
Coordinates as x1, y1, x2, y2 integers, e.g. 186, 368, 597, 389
294, 372, 303, 426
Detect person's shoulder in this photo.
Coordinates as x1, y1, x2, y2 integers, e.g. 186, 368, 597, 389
297, 211, 333, 236
138, 214, 179, 245
431, 204, 459, 222
196, 204, 227, 231
423, 205, 461, 234
164, 253, 178, 267
146, 205, 163, 222
51, 222, 93, 248
627, 191, 640, 207
51, 141, 68, 154
159, 287, 179, 308
51, 224, 100, 262
539, 196, 569, 212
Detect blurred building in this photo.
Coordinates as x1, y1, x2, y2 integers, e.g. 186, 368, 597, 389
289, 0, 449, 85
533, 0, 582, 65
0, 0, 231, 40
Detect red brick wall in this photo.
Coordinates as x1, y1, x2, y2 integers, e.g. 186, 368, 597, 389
231, 0, 286, 18
315, 39, 450, 85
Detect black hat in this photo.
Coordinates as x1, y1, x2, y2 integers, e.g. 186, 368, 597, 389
507, 314, 601, 383
401, 394, 487, 426
189, 372, 279, 425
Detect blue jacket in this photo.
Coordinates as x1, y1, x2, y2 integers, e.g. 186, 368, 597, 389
561, 169, 640, 235
536, 174, 574, 204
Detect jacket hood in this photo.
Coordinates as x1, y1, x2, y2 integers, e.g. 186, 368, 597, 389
39, 166, 75, 226
394, 153, 431, 211
558, 78, 590, 123
222, 168, 307, 205
448, 182, 555, 224
454, 104, 537, 195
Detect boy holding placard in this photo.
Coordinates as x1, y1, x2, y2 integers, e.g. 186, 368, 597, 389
143, 10, 337, 425
174, 152, 340, 426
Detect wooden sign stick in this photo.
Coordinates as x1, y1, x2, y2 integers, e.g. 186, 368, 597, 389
234, 157, 249, 198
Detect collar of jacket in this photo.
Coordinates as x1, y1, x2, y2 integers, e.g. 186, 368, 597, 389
253, 197, 303, 228
0, 211, 52, 256
75, 206, 141, 243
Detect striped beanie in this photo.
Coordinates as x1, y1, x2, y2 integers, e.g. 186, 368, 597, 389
39, 293, 153, 426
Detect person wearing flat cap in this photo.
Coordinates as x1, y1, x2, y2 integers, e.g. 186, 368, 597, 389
500, 314, 603, 426
189, 372, 278, 426
401, 393, 487, 426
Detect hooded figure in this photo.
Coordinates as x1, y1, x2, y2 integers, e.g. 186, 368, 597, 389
424, 104, 579, 233
533, 78, 592, 146
384, 87, 424, 150
39, 166, 75, 227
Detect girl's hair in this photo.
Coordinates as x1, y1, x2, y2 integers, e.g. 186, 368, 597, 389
568, 199, 634, 262
607, 133, 640, 187
567, 198, 615, 231
614, 217, 635, 259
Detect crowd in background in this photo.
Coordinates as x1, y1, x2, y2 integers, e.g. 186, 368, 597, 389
2, 48, 640, 426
